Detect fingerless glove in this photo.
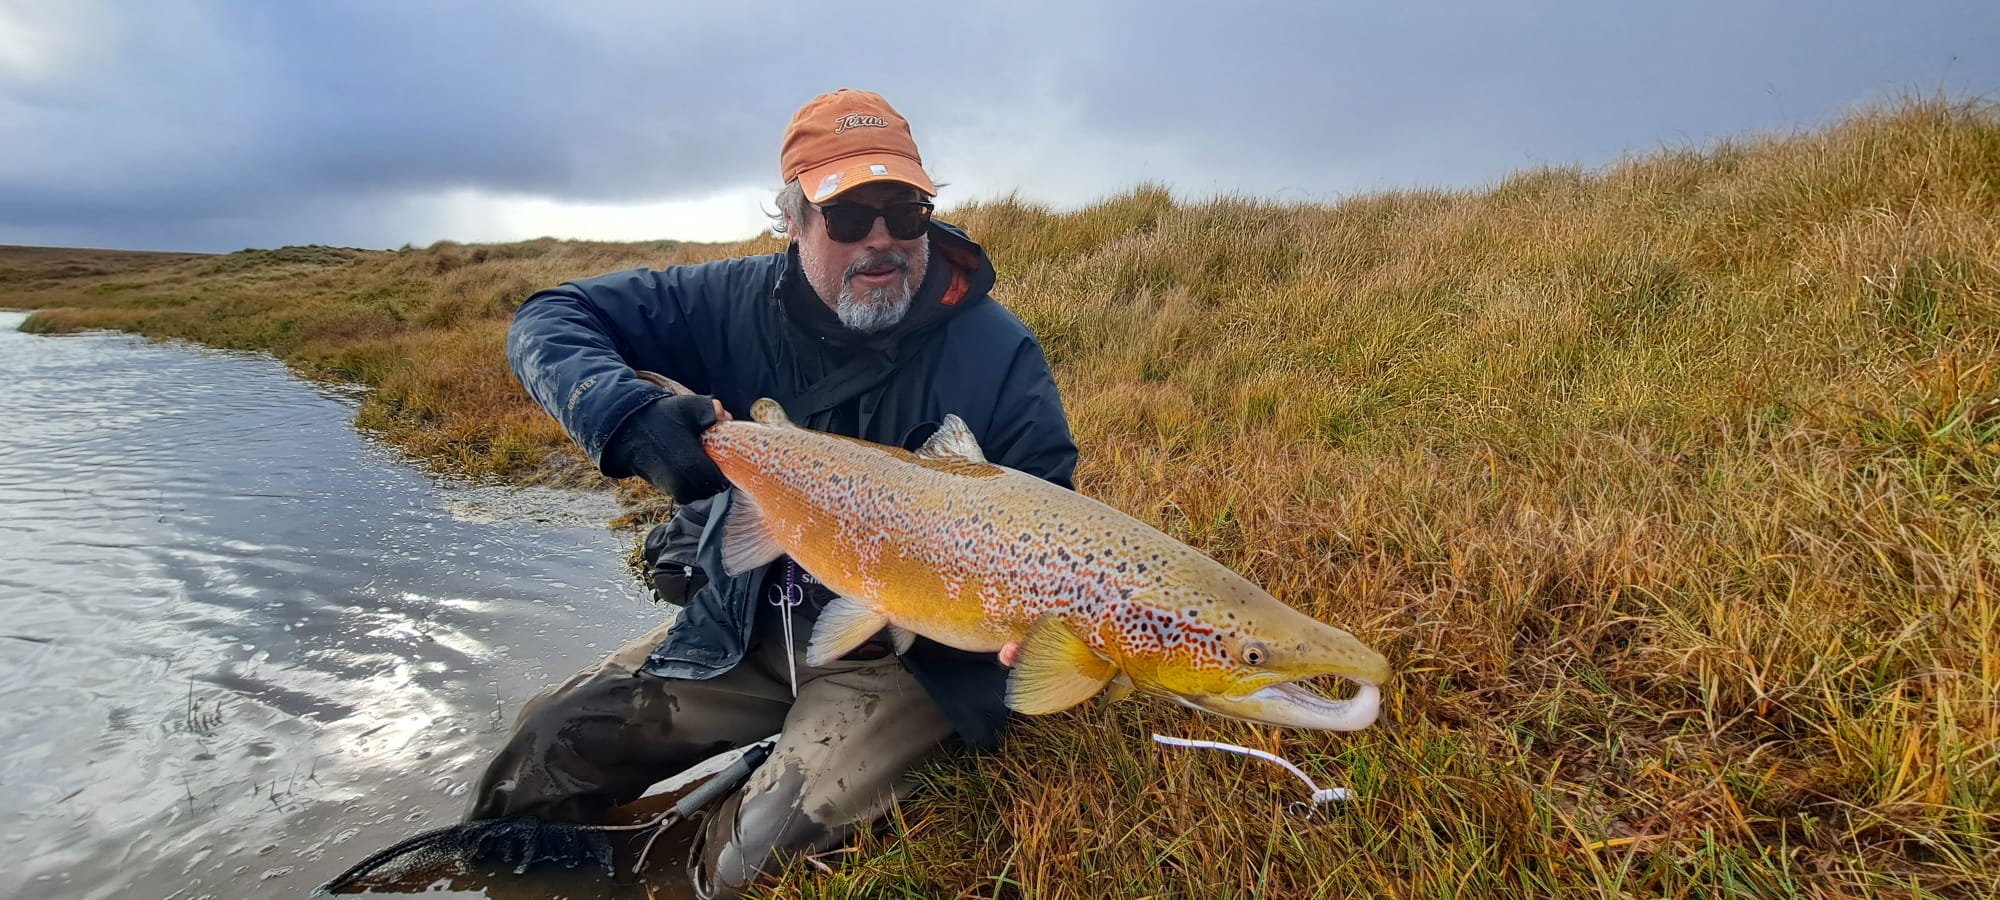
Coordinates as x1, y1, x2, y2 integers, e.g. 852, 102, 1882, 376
602, 394, 729, 504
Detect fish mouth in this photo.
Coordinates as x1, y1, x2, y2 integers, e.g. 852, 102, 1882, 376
1181, 677, 1382, 731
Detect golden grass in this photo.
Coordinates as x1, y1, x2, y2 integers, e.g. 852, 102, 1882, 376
5, 97, 1997, 897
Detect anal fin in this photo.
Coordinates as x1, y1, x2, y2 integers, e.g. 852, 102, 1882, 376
805, 596, 888, 667
1006, 615, 1117, 715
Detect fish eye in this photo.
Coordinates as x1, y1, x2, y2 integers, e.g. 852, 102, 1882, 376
1241, 641, 1267, 666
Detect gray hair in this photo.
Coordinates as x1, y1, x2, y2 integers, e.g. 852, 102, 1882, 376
770, 180, 808, 236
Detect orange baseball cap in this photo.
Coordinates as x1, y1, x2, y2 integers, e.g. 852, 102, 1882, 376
780, 89, 939, 203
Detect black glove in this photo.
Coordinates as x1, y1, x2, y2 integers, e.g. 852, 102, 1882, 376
602, 393, 729, 504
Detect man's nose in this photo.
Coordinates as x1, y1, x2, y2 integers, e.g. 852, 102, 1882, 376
859, 213, 895, 250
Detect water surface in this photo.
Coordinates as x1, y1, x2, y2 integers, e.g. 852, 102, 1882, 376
0, 311, 665, 898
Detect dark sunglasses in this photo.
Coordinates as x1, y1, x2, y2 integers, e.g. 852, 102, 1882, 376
815, 199, 934, 242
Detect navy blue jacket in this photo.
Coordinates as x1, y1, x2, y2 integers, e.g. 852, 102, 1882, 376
505, 222, 1078, 750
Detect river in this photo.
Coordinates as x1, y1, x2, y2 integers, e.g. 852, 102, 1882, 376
0, 311, 670, 898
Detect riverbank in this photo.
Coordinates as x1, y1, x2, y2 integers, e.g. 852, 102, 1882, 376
6, 98, 1997, 897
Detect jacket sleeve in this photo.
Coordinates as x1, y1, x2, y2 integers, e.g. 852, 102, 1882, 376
980, 334, 1079, 490
506, 266, 717, 469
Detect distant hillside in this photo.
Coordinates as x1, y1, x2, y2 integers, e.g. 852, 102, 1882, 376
4, 99, 1995, 897
0, 245, 212, 289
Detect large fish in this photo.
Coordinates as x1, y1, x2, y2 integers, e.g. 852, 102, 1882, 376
686, 388, 1390, 731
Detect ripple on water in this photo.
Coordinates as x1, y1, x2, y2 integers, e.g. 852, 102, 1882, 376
0, 312, 659, 898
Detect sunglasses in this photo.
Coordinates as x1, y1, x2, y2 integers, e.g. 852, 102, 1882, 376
815, 199, 934, 242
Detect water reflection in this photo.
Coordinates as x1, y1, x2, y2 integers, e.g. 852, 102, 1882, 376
0, 312, 661, 898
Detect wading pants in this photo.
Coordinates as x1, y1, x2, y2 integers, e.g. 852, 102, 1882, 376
465, 612, 956, 898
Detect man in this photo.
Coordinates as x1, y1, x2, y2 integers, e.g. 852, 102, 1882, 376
469, 88, 1078, 898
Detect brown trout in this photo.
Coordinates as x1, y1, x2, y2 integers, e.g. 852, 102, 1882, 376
699, 397, 1389, 730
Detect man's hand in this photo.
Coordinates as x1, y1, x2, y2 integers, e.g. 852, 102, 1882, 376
998, 642, 1019, 668
603, 393, 731, 504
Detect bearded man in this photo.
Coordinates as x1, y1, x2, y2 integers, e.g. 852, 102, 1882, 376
466, 88, 1077, 898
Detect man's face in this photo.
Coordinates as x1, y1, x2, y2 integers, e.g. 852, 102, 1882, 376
793, 181, 931, 334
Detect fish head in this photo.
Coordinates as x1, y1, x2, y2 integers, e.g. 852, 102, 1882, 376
1126, 577, 1391, 732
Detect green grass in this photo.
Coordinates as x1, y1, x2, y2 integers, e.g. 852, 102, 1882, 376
4, 97, 1997, 898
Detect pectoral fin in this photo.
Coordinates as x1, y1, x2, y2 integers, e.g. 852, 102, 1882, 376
718, 491, 784, 577
1005, 615, 1117, 715
805, 596, 888, 667
1102, 673, 1136, 704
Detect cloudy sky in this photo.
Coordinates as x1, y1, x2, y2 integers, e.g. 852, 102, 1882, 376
3, 1, 1995, 253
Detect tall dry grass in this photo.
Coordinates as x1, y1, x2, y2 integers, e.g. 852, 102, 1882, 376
5, 98, 1996, 897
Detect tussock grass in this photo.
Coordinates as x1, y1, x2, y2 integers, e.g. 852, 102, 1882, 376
5, 98, 1997, 897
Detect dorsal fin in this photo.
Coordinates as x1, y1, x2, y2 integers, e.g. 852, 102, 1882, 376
751, 398, 795, 427
914, 415, 986, 463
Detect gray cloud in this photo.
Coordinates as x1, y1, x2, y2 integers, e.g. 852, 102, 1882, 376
2, 1, 1995, 252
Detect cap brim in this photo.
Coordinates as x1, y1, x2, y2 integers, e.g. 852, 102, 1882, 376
798, 153, 938, 203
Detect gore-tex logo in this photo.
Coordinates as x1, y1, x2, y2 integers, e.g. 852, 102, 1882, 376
833, 114, 887, 134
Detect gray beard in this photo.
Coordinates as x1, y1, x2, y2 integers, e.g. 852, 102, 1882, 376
805, 240, 928, 334
835, 284, 915, 333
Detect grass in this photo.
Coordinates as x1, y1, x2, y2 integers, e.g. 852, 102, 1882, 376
4, 96, 1997, 898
